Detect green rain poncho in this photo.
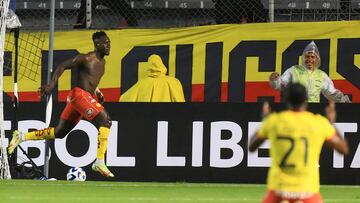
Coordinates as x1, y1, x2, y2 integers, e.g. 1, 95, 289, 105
270, 41, 350, 103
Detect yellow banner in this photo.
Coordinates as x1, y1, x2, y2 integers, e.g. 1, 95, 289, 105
4, 21, 360, 97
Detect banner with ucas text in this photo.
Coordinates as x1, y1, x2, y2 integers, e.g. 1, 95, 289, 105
4, 21, 360, 102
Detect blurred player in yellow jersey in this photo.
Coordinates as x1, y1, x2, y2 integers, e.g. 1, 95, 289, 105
249, 83, 349, 203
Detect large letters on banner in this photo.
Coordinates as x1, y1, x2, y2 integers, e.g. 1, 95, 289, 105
3, 22, 360, 102
5, 102, 360, 183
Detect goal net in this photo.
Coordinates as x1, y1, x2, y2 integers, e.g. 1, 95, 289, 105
0, 0, 11, 180
0, 0, 45, 179
4, 30, 45, 82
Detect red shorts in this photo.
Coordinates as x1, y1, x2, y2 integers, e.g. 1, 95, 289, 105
60, 87, 104, 124
263, 190, 323, 203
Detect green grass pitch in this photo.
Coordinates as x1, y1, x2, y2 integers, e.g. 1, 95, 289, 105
1, 180, 359, 203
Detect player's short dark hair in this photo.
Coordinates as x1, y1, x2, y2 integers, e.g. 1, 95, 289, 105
92, 31, 107, 42
284, 83, 308, 108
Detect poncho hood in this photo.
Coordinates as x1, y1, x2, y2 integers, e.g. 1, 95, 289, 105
147, 54, 167, 77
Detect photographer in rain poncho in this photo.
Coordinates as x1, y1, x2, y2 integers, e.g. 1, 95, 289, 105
269, 41, 351, 103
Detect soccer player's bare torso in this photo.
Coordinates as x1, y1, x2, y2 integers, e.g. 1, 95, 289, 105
76, 52, 105, 94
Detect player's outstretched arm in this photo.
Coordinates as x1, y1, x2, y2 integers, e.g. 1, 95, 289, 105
39, 55, 84, 96
262, 101, 271, 118
325, 101, 349, 155
249, 135, 266, 152
326, 133, 349, 155
249, 101, 270, 152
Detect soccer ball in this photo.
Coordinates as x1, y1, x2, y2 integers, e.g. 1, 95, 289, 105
66, 167, 86, 181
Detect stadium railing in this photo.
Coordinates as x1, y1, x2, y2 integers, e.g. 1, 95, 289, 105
11, 0, 360, 29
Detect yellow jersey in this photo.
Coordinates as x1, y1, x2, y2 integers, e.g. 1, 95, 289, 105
257, 110, 336, 193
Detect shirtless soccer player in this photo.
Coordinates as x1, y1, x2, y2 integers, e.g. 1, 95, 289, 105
8, 31, 114, 178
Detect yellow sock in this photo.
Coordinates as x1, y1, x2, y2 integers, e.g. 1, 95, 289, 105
25, 127, 55, 140
96, 127, 110, 159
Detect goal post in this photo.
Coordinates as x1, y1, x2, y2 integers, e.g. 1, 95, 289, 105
0, 0, 11, 180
